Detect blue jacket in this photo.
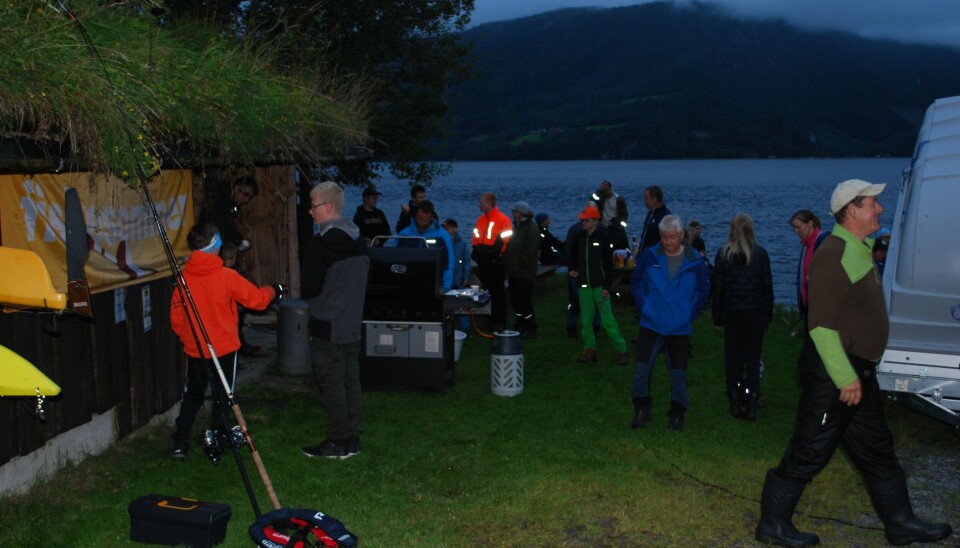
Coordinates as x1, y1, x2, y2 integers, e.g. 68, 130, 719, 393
397, 220, 456, 291
630, 243, 710, 336
450, 232, 472, 288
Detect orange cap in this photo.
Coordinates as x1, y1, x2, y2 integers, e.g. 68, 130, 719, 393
578, 206, 601, 220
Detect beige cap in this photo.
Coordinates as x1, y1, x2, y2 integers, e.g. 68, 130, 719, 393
830, 179, 886, 215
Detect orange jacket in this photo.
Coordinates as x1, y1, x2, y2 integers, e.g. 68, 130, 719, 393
170, 251, 275, 358
472, 206, 513, 254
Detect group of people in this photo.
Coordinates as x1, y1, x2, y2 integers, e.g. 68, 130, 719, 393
166, 174, 951, 547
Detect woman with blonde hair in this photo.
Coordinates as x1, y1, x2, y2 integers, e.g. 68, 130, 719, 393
712, 213, 773, 421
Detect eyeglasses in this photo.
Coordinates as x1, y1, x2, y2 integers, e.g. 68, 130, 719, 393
310, 202, 329, 211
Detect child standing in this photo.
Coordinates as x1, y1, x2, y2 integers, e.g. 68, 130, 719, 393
169, 223, 276, 459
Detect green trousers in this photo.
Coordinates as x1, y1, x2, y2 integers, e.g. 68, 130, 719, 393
578, 286, 627, 352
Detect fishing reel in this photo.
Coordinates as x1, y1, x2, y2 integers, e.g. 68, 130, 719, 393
200, 425, 246, 464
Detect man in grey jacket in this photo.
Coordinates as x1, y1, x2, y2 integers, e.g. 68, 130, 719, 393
300, 181, 369, 459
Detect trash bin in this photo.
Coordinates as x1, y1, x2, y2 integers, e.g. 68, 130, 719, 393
277, 299, 311, 376
490, 330, 523, 396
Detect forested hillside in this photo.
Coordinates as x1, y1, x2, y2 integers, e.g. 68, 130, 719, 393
435, 1, 960, 160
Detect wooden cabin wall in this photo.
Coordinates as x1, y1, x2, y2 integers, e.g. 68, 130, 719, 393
0, 278, 183, 466
0, 163, 299, 469
241, 165, 301, 297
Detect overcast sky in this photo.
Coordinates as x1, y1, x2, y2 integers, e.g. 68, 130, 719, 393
469, 0, 960, 50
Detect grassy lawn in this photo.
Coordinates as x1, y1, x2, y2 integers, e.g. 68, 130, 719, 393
1, 274, 957, 546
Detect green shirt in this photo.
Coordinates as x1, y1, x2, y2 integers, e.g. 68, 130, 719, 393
807, 224, 889, 388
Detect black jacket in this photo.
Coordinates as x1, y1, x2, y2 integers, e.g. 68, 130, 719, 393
352, 205, 391, 242
569, 228, 615, 291
711, 243, 773, 326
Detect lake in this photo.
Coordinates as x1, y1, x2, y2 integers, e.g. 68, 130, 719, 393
340, 158, 907, 305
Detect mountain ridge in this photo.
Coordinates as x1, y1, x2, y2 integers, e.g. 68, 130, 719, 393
434, 2, 960, 160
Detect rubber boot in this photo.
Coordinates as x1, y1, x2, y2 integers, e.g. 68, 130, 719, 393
744, 394, 759, 422
630, 396, 652, 429
865, 475, 952, 546
727, 389, 744, 418
755, 470, 820, 547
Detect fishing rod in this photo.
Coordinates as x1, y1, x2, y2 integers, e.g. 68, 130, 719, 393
50, 0, 281, 514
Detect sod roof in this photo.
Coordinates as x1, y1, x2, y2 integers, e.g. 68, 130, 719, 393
0, 2, 369, 183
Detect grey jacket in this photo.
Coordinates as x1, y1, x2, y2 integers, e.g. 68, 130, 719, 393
301, 218, 369, 344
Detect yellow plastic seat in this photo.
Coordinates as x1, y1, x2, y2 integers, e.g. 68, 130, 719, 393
0, 247, 67, 310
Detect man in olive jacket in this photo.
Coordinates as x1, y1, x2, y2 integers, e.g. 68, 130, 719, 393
503, 201, 540, 338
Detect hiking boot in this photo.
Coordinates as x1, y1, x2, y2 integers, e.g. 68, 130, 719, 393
744, 394, 760, 422
614, 352, 629, 366
631, 397, 652, 429
728, 389, 744, 418
667, 401, 686, 432
302, 439, 352, 459
170, 439, 189, 460
576, 348, 597, 363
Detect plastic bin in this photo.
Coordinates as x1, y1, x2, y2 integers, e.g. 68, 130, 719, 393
277, 298, 311, 376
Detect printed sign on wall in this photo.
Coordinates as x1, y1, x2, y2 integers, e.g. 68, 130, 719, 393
0, 170, 193, 293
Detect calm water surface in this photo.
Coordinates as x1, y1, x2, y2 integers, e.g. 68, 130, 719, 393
342, 158, 907, 304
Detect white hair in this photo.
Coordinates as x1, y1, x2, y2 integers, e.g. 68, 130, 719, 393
659, 214, 683, 234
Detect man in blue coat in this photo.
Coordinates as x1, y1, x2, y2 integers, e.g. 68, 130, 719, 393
629, 215, 709, 431
397, 200, 455, 291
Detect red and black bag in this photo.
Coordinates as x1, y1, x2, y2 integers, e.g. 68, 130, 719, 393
249, 508, 358, 547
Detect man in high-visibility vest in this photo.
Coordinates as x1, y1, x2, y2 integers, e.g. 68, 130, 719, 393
472, 193, 513, 331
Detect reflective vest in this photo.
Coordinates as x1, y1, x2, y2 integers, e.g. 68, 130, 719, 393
472, 207, 513, 254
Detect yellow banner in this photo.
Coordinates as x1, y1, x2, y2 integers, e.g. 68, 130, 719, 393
0, 170, 193, 293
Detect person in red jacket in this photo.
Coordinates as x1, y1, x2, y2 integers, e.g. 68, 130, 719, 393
168, 223, 276, 459
471, 193, 512, 331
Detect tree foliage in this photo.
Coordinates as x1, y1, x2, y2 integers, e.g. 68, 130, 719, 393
164, 0, 476, 186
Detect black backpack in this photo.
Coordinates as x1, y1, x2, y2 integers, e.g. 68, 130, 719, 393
249, 508, 358, 547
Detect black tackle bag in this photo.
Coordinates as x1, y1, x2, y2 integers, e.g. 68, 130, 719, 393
249, 508, 358, 547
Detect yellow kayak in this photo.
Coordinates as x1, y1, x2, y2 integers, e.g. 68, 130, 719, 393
0, 344, 61, 397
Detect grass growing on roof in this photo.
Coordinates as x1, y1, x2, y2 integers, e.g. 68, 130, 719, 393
0, 274, 957, 546
0, 1, 369, 184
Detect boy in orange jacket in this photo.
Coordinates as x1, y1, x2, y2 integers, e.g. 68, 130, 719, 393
169, 223, 277, 459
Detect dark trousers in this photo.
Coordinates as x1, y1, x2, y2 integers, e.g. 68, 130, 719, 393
631, 327, 691, 410
310, 338, 362, 441
477, 260, 507, 328
722, 309, 766, 394
508, 277, 536, 332
775, 337, 903, 483
173, 352, 237, 443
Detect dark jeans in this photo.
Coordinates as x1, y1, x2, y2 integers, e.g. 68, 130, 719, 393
775, 337, 903, 483
310, 338, 362, 441
631, 327, 690, 410
477, 260, 507, 328
508, 277, 536, 332
722, 309, 766, 394
173, 352, 237, 443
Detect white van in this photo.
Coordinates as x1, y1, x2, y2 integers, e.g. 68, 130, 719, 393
878, 95, 960, 427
